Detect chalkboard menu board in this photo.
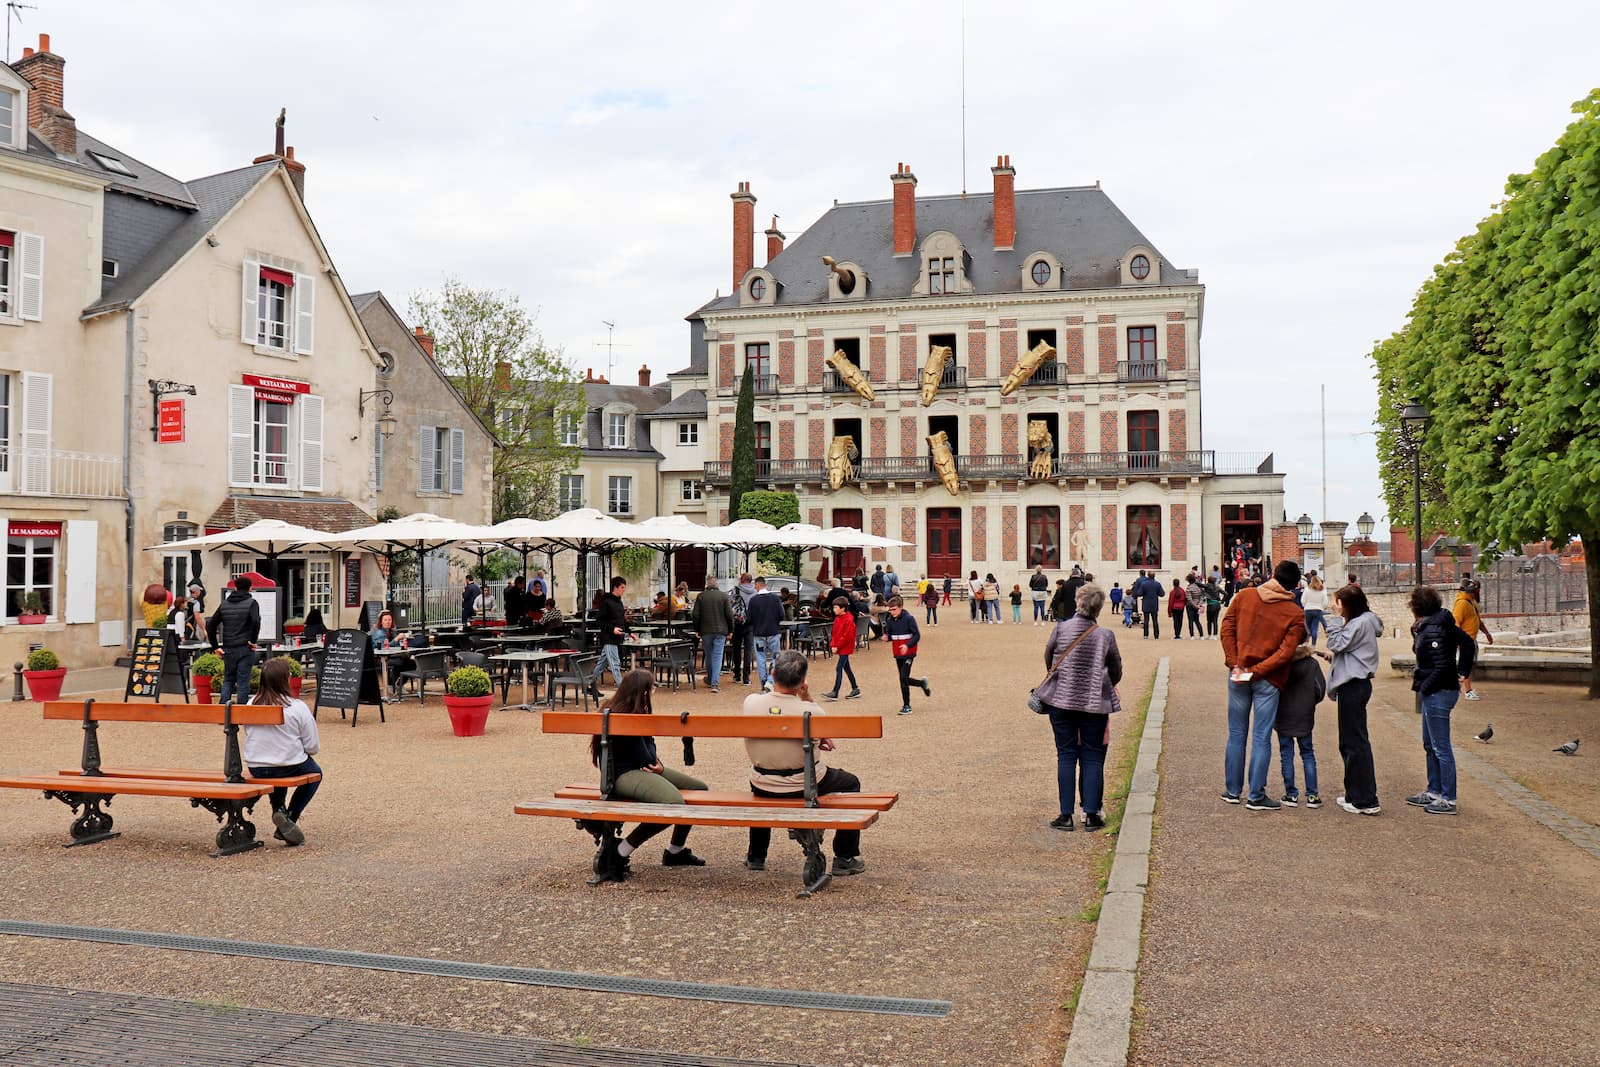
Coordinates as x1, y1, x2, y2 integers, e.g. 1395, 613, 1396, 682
314, 627, 386, 726
344, 558, 362, 608
125, 627, 190, 702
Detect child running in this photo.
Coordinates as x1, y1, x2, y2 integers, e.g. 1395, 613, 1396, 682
822, 597, 861, 700
882, 595, 931, 716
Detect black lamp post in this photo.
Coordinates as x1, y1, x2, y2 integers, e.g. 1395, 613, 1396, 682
1356, 511, 1375, 541
1400, 400, 1431, 582
1296, 512, 1314, 542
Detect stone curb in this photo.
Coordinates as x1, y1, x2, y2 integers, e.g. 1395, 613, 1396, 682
1063, 657, 1169, 1067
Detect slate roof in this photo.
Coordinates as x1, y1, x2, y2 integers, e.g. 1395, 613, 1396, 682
670, 313, 708, 377
205, 495, 375, 534
697, 185, 1191, 314
642, 388, 706, 419
581, 381, 670, 459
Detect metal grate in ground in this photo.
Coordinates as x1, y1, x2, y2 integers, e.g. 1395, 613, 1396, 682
0, 920, 951, 1018
0, 982, 822, 1067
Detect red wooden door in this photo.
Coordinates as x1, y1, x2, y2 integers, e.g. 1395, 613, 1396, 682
832, 508, 864, 577
926, 508, 962, 579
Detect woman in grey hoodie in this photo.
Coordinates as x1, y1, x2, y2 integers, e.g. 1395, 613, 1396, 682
1320, 584, 1384, 815
1037, 583, 1123, 832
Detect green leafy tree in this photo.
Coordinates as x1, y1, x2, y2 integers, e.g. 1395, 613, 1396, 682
739, 491, 801, 574
1369, 89, 1600, 695
377, 505, 418, 588
728, 366, 756, 523
409, 277, 585, 522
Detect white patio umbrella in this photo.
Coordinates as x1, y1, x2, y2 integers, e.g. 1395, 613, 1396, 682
632, 514, 723, 607
317, 513, 494, 626
532, 508, 641, 616
147, 519, 339, 625
484, 518, 562, 596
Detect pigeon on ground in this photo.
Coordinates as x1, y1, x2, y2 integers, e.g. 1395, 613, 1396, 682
1475, 724, 1494, 743
1553, 738, 1580, 756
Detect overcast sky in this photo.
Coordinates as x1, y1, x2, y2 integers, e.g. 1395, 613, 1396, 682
18, 1, 1600, 531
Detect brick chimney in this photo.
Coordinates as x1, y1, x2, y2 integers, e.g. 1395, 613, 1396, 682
991, 154, 1016, 251
765, 215, 785, 264
638, 365, 652, 387
13, 34, 77, 158
252, 108, 308, 200
583, 368, 610, 385
494, 361, 512, 392
412, 325, 435, 358
891, 163, 917, 257
731, 181, 756, 292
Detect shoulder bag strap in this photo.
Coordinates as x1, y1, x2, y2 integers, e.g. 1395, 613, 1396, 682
1043, 623, 1097, 682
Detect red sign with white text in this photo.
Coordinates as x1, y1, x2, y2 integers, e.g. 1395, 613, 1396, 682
242, 374, 310, 394
9, 522, 62, 539
158, 398, 185, 442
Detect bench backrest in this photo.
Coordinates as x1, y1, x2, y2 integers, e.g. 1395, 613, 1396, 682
43, 700, 286, 726
543, 711, 883, 740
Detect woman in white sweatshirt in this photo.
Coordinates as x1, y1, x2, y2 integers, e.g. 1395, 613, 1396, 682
1301, 573, 1329, 647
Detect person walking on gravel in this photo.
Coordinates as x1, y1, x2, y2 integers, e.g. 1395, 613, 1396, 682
882, 595, 930, 716
1220, 560, 1308, 810
1036, 583, 1123, 832
822, 597, 861, 700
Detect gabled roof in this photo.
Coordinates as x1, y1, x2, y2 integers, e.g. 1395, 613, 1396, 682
697, 185, 1191, 314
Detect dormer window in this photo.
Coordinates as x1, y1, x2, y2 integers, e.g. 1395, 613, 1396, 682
740, 267, 777, 307
1130, 254, 1150, 280
1031, 261, 1051, 286
0, 89, 14, 149
1120, 246, 1161, 286
606, 412, 629, 449
749, 276, 766, 301
928, 257, 955, 294
558, 413, 581, 447
913, 231, 971, 296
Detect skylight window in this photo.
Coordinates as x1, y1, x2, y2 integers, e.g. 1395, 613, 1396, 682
87, 150, 136, 177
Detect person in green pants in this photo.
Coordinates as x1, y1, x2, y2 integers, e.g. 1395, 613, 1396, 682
589, 670, 708, 873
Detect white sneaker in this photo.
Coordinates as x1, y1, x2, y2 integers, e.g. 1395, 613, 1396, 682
1463, 690, 1481, 701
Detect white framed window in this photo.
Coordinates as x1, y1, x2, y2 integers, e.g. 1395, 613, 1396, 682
607, 475, 632, 516
0, 230, 43, 322
427, 427, 447, 492
162, 521, 197, 594
928, 256, 955, 294
680, 479, 703, 503
607, 412, 628, 449
308, 558, 332, 617
254, 397, 293, 485
230, 559, 253, 583
558, 413, 581, 447
240, 259, 315, 355
257, 268, 292, 350
0, 234, 12, 319
5, 523, 59, 620
559, 474, 584, 512
0, 373, 12, 492
227, 385, 322, 491
417, 425, 464, 494
677, 422, 698, 446
0, 88, 15, 149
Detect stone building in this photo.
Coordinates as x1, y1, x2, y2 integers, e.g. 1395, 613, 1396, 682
678, 157, 1284, 585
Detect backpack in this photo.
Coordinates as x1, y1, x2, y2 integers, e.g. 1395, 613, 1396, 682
731, 586, 748, 623
870, 571, 885, 595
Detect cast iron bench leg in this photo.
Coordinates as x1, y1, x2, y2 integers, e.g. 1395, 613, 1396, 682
790, 828, 831, 898
192, 797, 264, 857
43, 790, 119, 848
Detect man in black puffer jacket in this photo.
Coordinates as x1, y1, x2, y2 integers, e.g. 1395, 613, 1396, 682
207, 577, 261, 705
588, 576, 630, 700
1407, 585, 1476, 817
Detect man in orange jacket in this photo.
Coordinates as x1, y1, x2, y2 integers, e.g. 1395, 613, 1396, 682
1219, 560, 1308, 809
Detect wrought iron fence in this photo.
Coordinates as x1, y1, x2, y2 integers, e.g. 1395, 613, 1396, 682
1345, 555, 1588, 615
0, 447, 124, 498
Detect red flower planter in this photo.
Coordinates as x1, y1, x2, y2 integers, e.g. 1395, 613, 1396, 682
442, 694, 493, 737
23, 668, 67, 702
289, 676, 303, 698
192, 674, 214, 704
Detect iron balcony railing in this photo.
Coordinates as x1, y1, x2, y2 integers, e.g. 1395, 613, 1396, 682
957, 454, 1026, 479
1, 446, 125, 498
939, 365, 967, 389
860, 456, 935, 480
1023, 362, 1063, 386
750, 374, 780, 395
822, 368, 876, 394
704, 450, 1215, 486
1118, 359, 1167, 383
1052, 450, 1215, 477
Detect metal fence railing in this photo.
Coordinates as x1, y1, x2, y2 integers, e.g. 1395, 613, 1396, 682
1345, 555, 1588, 615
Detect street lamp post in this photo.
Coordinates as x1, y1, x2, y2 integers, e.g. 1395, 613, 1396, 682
1400, 401, 1431, 583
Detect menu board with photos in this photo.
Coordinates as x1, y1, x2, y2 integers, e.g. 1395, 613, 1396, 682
314, 627, 386, 726
125, 627, 190, 701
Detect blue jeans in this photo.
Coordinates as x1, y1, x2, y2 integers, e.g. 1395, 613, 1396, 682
248, 756, 321, 821
701, 633, 726, 687
1304, 610, 1325, 646
832, 654, 857, 694
1033, 597, 1048, 621
1120, 601, 1132, 626
989, 600, 1002, 622
753, 634, 781, 687
1225, 678, 1281, 802
590, 643, 623, 688
1011, 603, 1022, 623
1047, 707, 1109, 815
1278, 734, 1318, 797
218, 647, 254, 705
1420, 688, 1459, 801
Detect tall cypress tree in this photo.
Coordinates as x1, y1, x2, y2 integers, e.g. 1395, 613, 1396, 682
729, 366, 757, 522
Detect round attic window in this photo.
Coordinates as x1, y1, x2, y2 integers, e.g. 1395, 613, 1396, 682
1030, 260, 1052, 286
1130, 254, 1151, 281
749, 276, 766, 300
377, 350, 396, 378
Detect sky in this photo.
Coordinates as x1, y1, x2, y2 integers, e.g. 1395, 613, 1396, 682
15, 1, 1600, 532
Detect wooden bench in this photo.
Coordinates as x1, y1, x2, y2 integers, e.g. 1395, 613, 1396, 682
0, 699, 320, 857
517, 710, 894, 897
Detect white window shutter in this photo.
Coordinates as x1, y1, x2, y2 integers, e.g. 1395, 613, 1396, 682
20, 370, 51, 493
228, 385, 254, 486
449, 428, 465, 495
18, 233, 44, 321
240, 258, 259, 343
418, 424, 434, 492
64, 519, 98, 624
299, 394, 324, 491
294, 273, 316, 355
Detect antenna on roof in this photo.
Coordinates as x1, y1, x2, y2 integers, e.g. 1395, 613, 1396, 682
593, 320, 633, 383
5, 1, 38, 63
960, 0, 967, 196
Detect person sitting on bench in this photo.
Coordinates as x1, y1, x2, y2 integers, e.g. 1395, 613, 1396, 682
741, 650, 866, 876
245, 657, 322, 847
591, 669, 708, 871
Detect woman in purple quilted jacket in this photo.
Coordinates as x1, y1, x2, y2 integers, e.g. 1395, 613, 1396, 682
1036, 583, 1123, 833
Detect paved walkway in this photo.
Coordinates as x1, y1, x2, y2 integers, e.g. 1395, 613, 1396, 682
1131, 635, 1600, 1066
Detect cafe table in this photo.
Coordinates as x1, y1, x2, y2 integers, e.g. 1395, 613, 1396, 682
488, 649, 562, 711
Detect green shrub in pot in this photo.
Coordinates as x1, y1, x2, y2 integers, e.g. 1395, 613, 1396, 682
446, 665, 492, 698
25, 648, 60, 672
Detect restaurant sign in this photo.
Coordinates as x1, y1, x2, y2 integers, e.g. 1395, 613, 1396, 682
158, 398, 185, 443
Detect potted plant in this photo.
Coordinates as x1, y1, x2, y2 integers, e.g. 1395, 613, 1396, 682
283, 617, 305, 637
190, 651, 224, 704
22, 647, 66, 701
15, 591, 46, 625
284, 655, 306, 697
442, 664, 494, 737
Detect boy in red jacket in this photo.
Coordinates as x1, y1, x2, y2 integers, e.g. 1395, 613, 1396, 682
822, 598, 861, 700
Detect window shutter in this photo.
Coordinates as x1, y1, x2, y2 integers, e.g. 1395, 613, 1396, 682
64, 519, 98, 624
18, 232, 44, 321
449, 428, 466, 494
374, 426, 384, 490
228, 385, 254, 486
294, 272, 316, 355
418, 424, 435, 492
20, 370, 51, 493
299, 394, 324, 491
240, 258, 259, 343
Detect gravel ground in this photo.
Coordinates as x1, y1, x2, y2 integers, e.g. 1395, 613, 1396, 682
1131, 631, 1600, 1067
0, 619, 1155, 1067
